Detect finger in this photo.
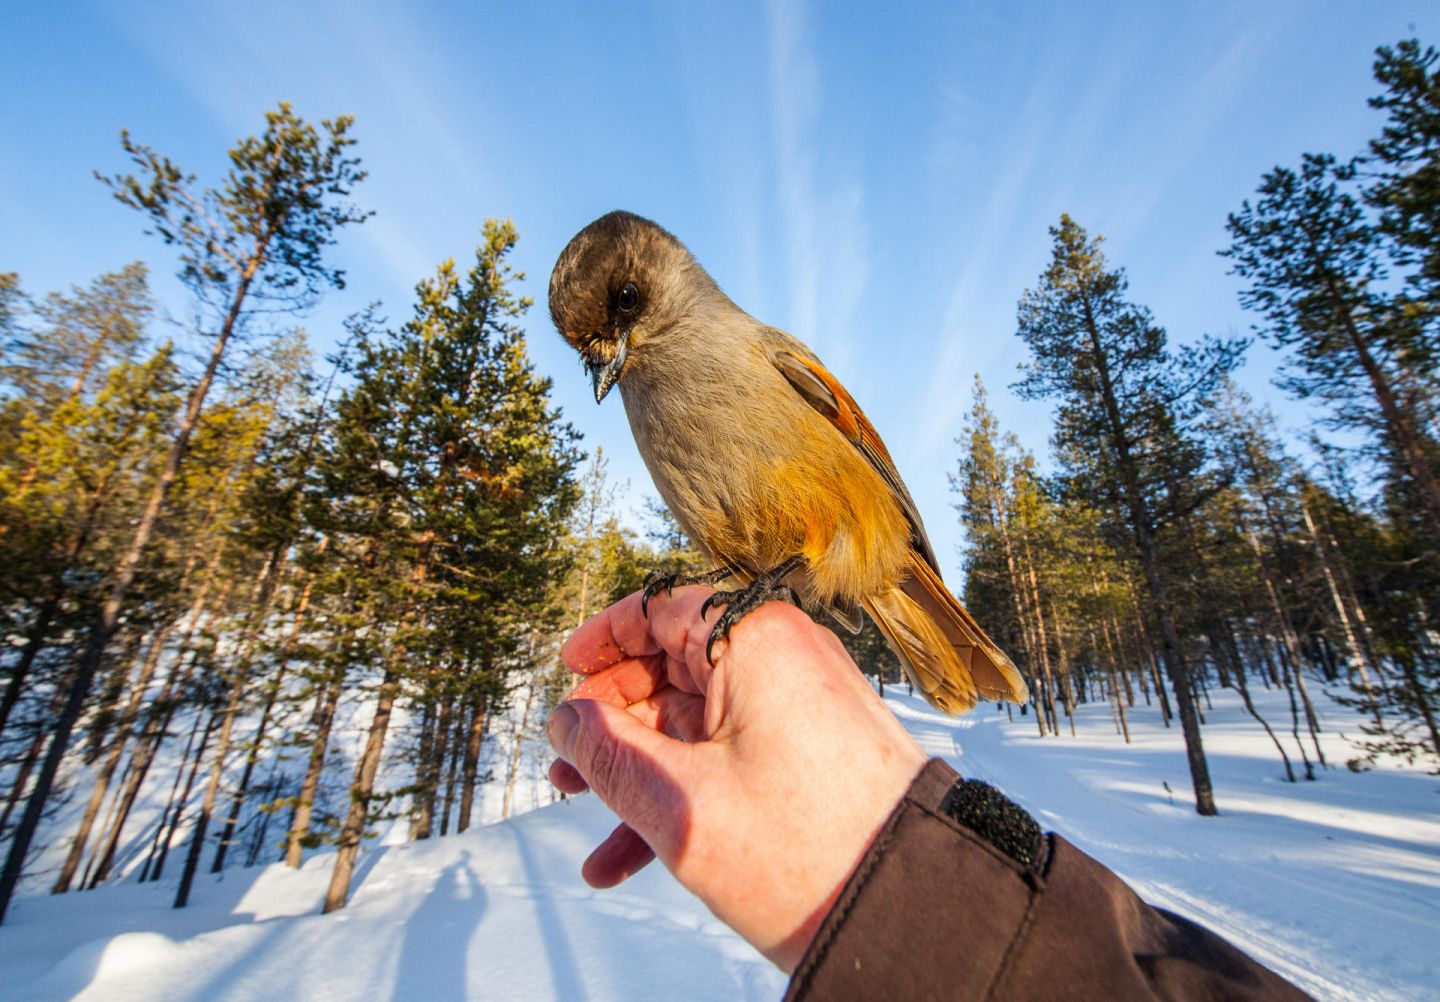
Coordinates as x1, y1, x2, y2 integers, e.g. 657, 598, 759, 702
566, 654, 666, 707
561, 590, 658, 675
562, 587, 716, 681
582, 822, 657, 888
547, 699, 689, 851
548, 758, 588, 794
625, 687, 707, 743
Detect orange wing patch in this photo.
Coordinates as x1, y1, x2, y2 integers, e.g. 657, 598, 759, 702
773, 349, 936, 573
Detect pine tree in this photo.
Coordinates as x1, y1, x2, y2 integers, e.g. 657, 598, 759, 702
1225, 153, 1440, 542
1015, 215, 1243, 815
0, 104, 367, 923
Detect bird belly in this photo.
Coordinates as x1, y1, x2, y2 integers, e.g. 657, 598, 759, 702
621, 372, 909, 605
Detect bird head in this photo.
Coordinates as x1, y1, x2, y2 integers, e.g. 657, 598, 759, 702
549, 210, 717, 403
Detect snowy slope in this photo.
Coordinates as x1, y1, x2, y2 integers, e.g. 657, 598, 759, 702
2, 685, 1437, 1002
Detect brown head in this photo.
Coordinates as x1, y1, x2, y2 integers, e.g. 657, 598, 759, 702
549, 211, 721, 403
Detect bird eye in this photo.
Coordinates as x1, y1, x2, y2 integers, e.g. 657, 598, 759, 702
617, 283, 640, 313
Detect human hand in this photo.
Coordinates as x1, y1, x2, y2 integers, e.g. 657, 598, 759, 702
546, 586, 928, 971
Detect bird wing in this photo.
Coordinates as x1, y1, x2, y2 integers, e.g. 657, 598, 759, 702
771, 348, 941, 573
773, 345, 1029, 707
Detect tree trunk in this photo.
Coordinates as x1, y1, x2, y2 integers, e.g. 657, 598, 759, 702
1245, 531, 1326, 768
52, 622, 169, 893
1395, 655, 1440, 760
146, 708, 217, 883
1078, 286, 1214, 814
174, 676, 245, 908
502, 663, 539, 820
409, 702, 438, 841
87, 645, 197, 888
322, 664, 400, 913
1301, 499, 1382, 724
1327, 276, 1440, 538
0, 476, 115, 741
439, 704, 464, 837
1272, 636, 1316, 781
211, 662, 287, 874
416, 695, 454, 839
0, 727, 47, 837
1229, 632, 1295, 782
284, 667, 345, 868
457, 697, 488, 834
0, 270, 254, 924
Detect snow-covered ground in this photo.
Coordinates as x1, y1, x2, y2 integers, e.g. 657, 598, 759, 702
2, 684, 1436, 1001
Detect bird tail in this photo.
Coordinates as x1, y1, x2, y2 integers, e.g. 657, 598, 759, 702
862, 551, 1029, 715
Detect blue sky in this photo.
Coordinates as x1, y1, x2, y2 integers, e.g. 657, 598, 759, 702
2, 1, 1433, 580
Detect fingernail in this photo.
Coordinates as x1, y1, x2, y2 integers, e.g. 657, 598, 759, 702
548, 702, 579, 757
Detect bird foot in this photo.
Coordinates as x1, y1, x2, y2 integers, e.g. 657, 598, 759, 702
699, 556, 806, 665
641, 566, 739, 617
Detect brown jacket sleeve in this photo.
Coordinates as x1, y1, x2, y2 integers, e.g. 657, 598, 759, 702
785, 759, 1313, 1002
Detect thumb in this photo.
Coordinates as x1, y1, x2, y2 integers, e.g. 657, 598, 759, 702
548, 698, 691, 850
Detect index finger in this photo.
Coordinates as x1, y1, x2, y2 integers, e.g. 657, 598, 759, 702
560, 586, 715, 676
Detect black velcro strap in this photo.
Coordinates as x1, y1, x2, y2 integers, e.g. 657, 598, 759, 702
939, 778, 1043, 870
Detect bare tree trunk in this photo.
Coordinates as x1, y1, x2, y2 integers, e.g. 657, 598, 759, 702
174, 676, 245, 908
147, 709, 217, 883
1230, 636, 1295, 783
1050, 606, 1076, 737
1301, 499, 1382, 725
284, 667, 345, 868
200, 551, 287, 876
1091, 610, 1131, 745
1128, 590, 1172, 725
410, 702, 438, 841
322, 664, 400, 913
984, 464, 1043, 728
52, 623, 169, 893
85, 629, 145, 764
503, 655, 540, 821
457, 697, 488, 834
1246, 531, 1325, 768
211, 662, 287, 874
1022, 552, 1060, 737
414, 693, 452, 840
439, 705, 464, 837
0, 728, 47, 837
87, 646, 197, 888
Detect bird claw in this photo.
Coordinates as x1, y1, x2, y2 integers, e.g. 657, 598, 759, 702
641, 566, 737, 618
698, 557, 805, 665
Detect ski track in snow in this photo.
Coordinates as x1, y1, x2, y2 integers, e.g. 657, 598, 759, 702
2, 685, 1436, 1001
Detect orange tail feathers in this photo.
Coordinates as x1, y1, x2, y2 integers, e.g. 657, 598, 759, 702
863, 552, 1030, 715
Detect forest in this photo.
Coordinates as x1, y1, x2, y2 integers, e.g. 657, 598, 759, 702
2, 38, 1438, 928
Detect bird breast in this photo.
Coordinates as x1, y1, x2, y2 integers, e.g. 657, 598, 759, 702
619, 335, 910, 605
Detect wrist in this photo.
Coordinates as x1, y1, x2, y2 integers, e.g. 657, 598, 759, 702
766, 743, 928, 971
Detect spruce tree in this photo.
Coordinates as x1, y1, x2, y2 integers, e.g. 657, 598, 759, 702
317, 220, 579, 911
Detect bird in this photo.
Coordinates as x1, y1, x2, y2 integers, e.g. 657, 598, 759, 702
548, 210, 1028, 714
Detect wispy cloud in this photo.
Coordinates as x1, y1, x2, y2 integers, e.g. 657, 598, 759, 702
94, 0, 483, 293
765, 0, 868, 371
1100, 20, 1279, 247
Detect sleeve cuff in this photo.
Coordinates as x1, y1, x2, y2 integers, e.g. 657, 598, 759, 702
784, 758, 1045, 1001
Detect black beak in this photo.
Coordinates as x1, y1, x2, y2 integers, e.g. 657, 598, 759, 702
588, 330, 630, 404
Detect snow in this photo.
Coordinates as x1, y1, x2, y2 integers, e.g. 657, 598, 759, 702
3, 684, 1437, 1001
